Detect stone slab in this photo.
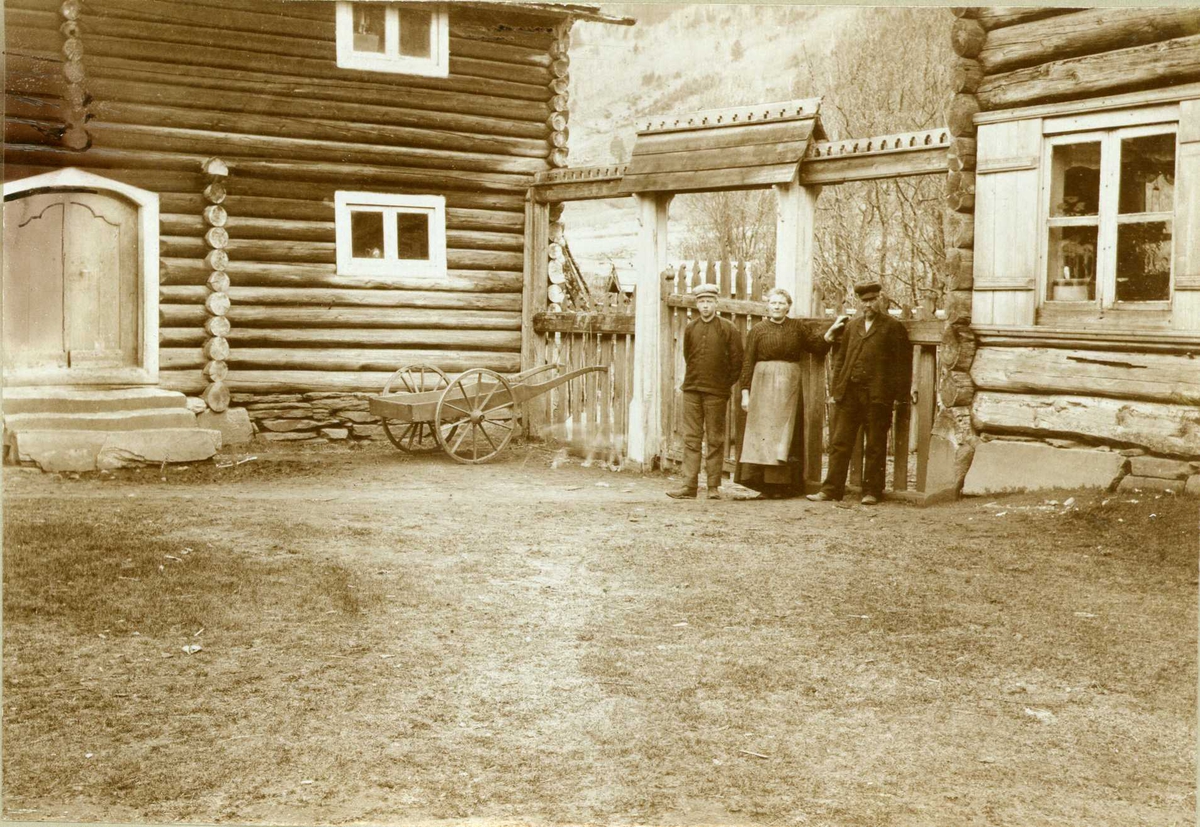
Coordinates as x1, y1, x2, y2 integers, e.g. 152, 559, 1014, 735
13, 428, 222, 472
1186, 475, 1200, 496
320, 428, 350, 440
3, 387, 188, 415
196, 408, 254, 446
1117, 475, 1181, 493
1129, 456, 1193, 480
4, 409, 197, 432
963, 440, 1127, 495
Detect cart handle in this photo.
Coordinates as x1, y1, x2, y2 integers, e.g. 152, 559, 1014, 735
507, 363, 563, 382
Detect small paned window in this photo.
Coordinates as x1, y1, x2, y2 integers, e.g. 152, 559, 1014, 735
335, 191, 446, 279
336, 2, 448, 76
1043, 125, 1176, 309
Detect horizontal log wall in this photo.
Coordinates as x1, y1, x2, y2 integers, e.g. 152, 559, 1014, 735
5, 0, 564, 435
967, 7, 1200, 110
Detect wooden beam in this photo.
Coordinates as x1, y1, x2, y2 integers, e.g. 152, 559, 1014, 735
799, 146, 949, 185
971, 346, 1200, 404
627, 194, 670, 468
533, 311, 635, 335
979, 8, 1200, 75
774, 177, 819, 315
521, 196, 549, 435
977, 34, 1200, 111
972, 390, 1200, 456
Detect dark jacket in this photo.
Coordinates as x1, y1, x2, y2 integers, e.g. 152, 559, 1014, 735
828, 312, 912, 405
681, 315, 744, 398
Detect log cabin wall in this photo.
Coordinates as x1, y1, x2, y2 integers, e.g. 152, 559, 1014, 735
4, 0, 571, 443
952, 8, 1200, 482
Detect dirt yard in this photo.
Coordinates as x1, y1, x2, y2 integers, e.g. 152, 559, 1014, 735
3, 440, 1196, 827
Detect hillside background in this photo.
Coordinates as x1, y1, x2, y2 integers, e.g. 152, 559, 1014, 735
562, 4, 954, 308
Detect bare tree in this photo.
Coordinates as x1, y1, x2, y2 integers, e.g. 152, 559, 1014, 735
796, 7, 953, 312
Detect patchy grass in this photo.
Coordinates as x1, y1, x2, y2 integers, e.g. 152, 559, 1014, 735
3, 454, 1196, 826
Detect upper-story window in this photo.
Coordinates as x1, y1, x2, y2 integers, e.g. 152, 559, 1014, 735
1043, 123, 1177, 310
335, 2, 449, 76
335, 191, 447, 279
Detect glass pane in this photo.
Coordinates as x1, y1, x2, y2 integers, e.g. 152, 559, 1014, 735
1116, 221, 1172, 302
1049, 142, 1101, 217
396, 212, 430, 260
1046, 225, 1098, 302
353, 4, 386, 53
1119, 133, 1175, 214
398, 8, 433, 58
350, 210, 385, 259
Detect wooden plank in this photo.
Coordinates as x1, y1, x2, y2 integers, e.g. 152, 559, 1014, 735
1174, 101, 1200, 331
799, 147, 949, 185
531, 178, 627, 203
891, 402, 911, 492
533, 311, 636, 335
803, 354, 825, 487
634, 118, 816, 157
625, 139, 813, 177
618, 163, 799, 195
973, 390, 1200, 455
521, 197, 549, 435
914, 347, 937, 492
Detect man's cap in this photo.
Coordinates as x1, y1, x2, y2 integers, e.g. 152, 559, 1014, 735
853, 281, 883, 298
692, 282, 719, 298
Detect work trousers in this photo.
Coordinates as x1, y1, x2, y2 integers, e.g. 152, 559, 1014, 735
680, 390, 728, 492
821, 383, 893, 499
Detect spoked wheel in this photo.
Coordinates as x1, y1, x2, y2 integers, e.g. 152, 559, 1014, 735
380, 364, 449, 453
434, 368, 517, 464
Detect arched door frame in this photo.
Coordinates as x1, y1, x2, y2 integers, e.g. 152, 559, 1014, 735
4, 167, 159, 384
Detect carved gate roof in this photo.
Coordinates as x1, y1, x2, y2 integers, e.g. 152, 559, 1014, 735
616, 97, 825, 194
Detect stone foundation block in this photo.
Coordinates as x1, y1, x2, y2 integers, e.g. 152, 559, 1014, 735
320, 428, 350, 440
258, 418, 323, 433
197, 408, 254, 446
1117, 475, 1181, 494
963, 440, 1126, 495
1129, 456, 1193, 480
1186, 475, 1200, 496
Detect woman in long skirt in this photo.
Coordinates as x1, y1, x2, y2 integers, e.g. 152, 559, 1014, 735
735, 287, 834, 499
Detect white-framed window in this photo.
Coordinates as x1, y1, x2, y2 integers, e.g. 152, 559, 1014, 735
335, 2, 449, 76
1040, 121, 1177, 312
335, 191, 447, 279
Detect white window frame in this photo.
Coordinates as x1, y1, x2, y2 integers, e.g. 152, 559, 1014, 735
1038, 118, 1178, 314
335, 191, 447, 280
335, 2, 449, 77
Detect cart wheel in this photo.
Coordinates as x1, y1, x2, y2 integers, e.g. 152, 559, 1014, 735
381, 364, 449, 453
434, 368, 516, 464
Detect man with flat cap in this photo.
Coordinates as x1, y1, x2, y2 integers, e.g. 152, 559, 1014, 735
667, 281, 744, 500
808, 281, 912, 505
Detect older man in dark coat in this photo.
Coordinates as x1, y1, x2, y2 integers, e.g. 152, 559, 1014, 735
808, 281, 912, 505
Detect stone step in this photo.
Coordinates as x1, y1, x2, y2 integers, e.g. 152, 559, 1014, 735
4, 408, 199, 432
10, 428, 223, 472
2, 386, 189, 415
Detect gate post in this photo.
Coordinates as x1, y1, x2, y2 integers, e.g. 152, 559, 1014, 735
627, 193, 671, 470
520, 193, 550, 437
774, 177, 821, 316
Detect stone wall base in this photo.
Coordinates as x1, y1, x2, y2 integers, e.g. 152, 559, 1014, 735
230, 392, 388, 443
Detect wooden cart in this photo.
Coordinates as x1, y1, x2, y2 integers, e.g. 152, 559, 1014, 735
368, 363, 606, 464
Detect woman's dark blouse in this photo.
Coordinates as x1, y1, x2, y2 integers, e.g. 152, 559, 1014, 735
739, 318, 831, 389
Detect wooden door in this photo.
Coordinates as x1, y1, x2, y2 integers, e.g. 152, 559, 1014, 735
3, 190, 140, 382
